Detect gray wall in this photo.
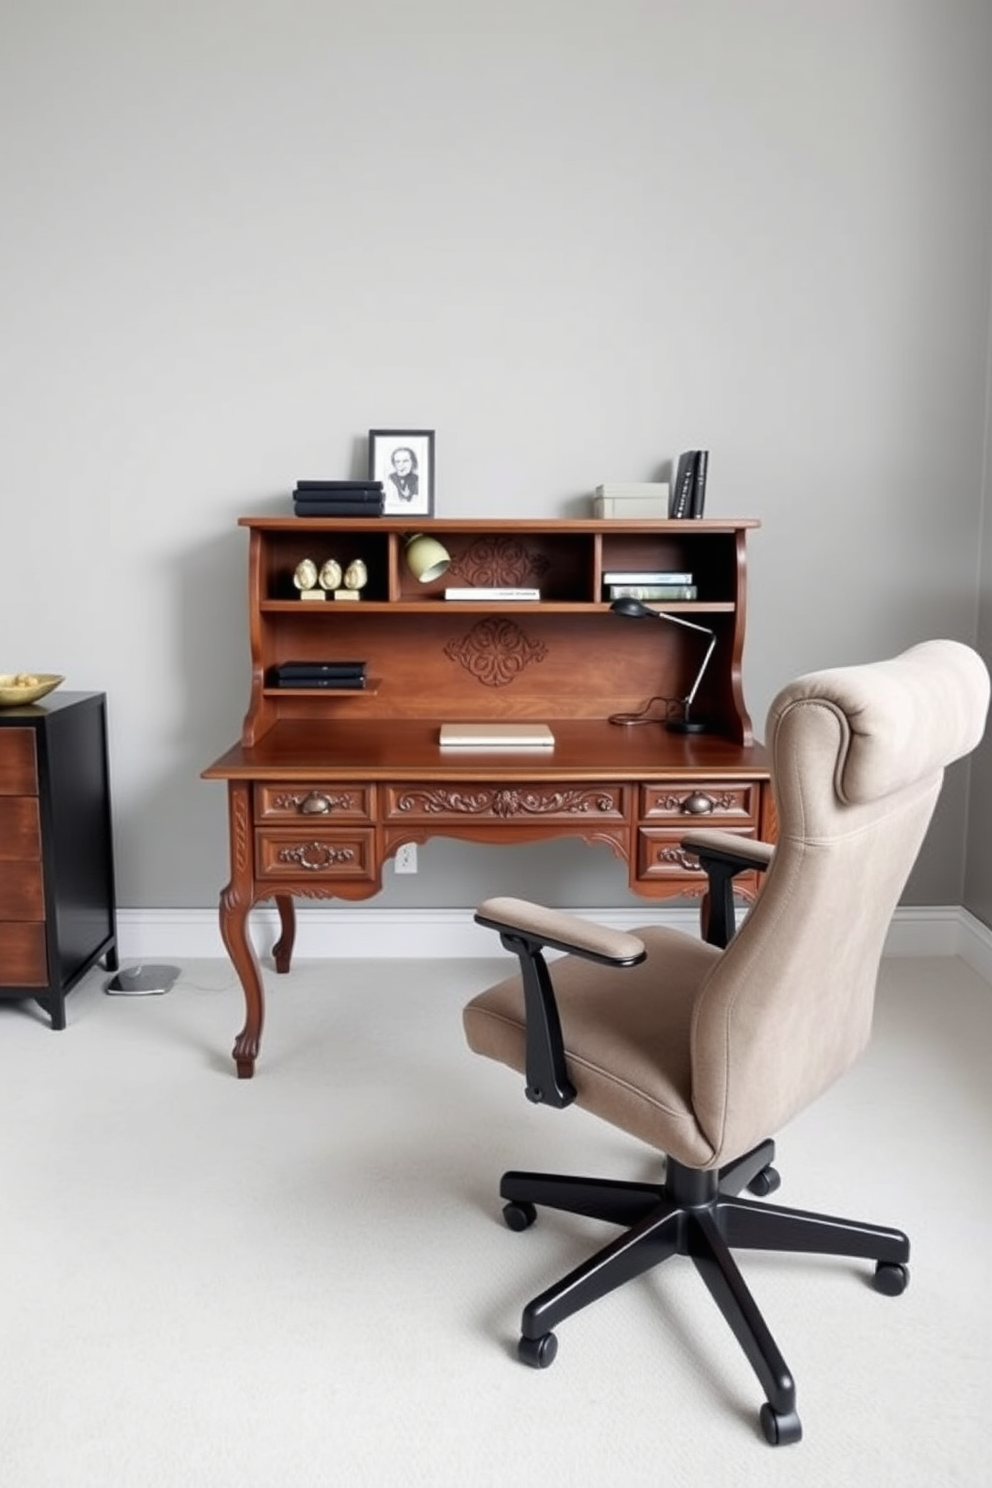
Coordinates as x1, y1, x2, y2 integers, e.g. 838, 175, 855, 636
2, 1, 991, 915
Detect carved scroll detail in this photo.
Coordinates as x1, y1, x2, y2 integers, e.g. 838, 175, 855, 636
447, 536, 551, 588
395, 787, 617, 819
443, 618, 548, 688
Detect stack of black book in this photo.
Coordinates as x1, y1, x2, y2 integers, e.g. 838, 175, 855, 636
293, 481, 385, 517
270, 660, 367, 690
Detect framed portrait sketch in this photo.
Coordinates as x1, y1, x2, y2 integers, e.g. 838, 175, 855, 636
368, 429, 435, 517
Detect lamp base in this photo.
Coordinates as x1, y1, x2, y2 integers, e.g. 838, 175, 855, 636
665, 719, 709, 734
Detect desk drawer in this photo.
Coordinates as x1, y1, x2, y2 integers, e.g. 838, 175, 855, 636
254, 783, 374, 821
639, 782, 758, 823
255, 828, 376, 882
637, 826, 758, 885
385, 782, 626, 824
0, 729, 38, 796
0, 922, 47, 985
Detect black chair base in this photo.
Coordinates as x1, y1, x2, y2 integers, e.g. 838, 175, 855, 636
499, 1140, 910, 1445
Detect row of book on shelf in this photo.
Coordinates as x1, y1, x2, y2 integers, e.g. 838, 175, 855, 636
603, 570, 697, 600
438, 572, 698, 601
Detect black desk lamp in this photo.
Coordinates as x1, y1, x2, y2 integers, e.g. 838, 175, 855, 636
610, 597, 717, 734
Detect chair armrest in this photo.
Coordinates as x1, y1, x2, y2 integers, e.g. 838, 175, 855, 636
680, 831, 774, 949
473, 898, 647, 1109
475, 896, 646, 966
680, 829, 775, 873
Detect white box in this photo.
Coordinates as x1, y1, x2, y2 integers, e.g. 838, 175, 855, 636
595, 482, 670, 497
593, 495, 671, 518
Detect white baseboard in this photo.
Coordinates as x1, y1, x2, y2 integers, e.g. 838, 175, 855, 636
114, 903, 992, 977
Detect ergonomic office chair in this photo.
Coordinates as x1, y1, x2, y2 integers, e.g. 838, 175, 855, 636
463, 640, 989, 1444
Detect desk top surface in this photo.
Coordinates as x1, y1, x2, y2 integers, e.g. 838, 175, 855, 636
203, 719, 770, 783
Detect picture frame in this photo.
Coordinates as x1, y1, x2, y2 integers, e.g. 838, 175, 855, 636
368, 429, 435, 517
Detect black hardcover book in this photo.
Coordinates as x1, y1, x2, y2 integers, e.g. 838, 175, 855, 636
275, 661, 366, 678
295, 480, 384, 492
293, 495, 385, 507
291, 499, 383, 511
690, 449, 709, 518
293, 501, 385, 517
274, 676, 367, 689
670, 451, 699, 519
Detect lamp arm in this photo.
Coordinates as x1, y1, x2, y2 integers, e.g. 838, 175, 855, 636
684, 631, 717, 710
651, 610, 717, 710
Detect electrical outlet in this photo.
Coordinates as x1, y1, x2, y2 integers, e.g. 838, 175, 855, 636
395, 843, 418, 874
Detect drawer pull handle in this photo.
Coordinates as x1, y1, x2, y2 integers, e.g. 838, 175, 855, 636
682, 792, 715, 815
278, 842, 356, 870
300, 792, 332, 815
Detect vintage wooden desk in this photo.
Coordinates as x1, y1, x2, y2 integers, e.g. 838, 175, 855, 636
203, 517, 772, 1077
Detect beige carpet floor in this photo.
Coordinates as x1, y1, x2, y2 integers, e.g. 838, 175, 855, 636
2, 950, 990, 1486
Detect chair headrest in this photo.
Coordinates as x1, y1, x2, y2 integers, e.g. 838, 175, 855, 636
768, 640, 990, 805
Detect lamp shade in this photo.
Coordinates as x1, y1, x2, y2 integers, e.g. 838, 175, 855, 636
405, 533, 451, 583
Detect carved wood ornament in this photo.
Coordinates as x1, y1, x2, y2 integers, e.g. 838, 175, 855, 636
394, 787, 618, 818
444, 618, 548, 688
447, 536, 551, 588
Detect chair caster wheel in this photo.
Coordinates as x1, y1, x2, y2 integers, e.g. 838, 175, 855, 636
872, 1261, 909, 1296
518, 1332, 558, 1369
759, 1402, 802, 1445
503, 1200, 537, 1232
747, 1165, 781, 1197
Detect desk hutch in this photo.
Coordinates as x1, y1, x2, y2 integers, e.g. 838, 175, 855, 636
203, 517, 772, 1077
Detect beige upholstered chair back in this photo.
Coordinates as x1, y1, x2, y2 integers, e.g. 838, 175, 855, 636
691, 640, 989, 1164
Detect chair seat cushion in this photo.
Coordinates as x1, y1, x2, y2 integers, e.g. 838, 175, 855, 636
464, 927, 722, 1167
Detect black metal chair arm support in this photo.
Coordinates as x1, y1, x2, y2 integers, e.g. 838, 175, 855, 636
680, 829, 775, 949
474, 900, 646, 1109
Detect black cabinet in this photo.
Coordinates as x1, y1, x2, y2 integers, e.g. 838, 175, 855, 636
0, 692, 118, 1027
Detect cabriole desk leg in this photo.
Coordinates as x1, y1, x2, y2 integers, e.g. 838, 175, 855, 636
220, 782, 265, 1078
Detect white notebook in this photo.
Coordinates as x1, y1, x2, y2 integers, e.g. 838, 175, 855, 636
439, 722, 555, 750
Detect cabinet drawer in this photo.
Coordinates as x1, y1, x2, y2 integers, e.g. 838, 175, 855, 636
0, 729, 38, 796
0, 859, 45, 918
384, 782, 626, 824
0, 797, 42, 858
0, 921, 48, 985
254, 783, 374, 822
255, 828, 376, 881
639, 782, 758, 824
637, 826, 758, 885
